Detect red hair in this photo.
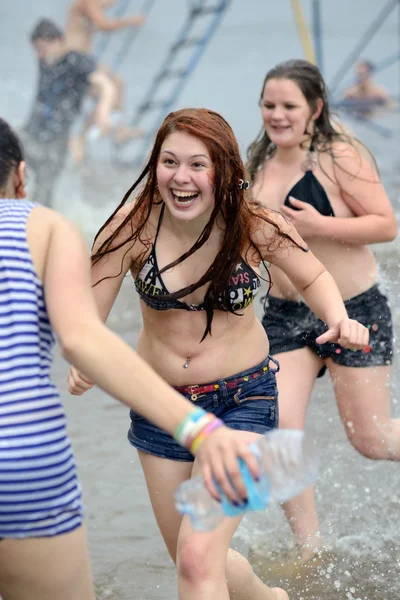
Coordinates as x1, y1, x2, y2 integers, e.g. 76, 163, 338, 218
93, 108, 304, 339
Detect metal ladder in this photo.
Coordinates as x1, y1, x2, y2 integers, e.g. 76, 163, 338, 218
115, 0, 232, 167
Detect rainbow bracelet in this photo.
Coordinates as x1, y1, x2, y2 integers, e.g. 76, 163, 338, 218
173, 407, 207, 446
184, 414, 215, 448
190, 418, 224, 455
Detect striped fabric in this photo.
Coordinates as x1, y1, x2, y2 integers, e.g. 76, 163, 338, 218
0, 199, 83, 538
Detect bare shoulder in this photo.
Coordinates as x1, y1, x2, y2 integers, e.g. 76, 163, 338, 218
28, 205, 77, 237
343, 84, 358, 98
27, 206, 87, 282
92, 200, 161, 269
330, 139, 378, 180
93, 203, 136, 249
373, 83, 390, 99
76, 0, 92, 13
249, 205, 307, 256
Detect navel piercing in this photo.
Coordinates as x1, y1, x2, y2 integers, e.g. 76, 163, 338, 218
183, 357, 191, 369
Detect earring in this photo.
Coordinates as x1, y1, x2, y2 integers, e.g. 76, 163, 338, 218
301, 131, 318, 172
239, 179, 250, 191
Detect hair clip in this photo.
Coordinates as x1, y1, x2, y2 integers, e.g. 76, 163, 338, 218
239, 179, 250, 191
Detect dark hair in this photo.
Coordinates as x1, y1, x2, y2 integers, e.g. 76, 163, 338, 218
359, 60, 375, 74
246, 59, 345, 179
0, 118, 24, 191
92, 108, 306, 340
30, 18, 63, 42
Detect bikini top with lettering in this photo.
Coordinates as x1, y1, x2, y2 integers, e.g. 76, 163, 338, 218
134, 205, 261, 312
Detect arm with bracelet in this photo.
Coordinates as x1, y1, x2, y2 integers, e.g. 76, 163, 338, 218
44, 212, 258, 505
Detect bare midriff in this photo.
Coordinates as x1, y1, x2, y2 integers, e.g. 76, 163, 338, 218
136, 305, 270, 386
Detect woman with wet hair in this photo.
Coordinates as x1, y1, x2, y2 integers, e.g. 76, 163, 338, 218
0, 116, 271, 600
247, 59, 398, 559
69, 107, 368, 600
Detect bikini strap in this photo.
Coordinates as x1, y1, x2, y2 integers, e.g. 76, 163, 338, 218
154, 203, 165, 241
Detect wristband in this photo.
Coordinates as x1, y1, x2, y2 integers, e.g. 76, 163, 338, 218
173, 407, 207, 446
190, 418, 224, 455
184, 414, 215, 448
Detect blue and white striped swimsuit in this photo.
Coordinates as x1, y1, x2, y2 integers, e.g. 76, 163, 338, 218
0, 199, 83, 538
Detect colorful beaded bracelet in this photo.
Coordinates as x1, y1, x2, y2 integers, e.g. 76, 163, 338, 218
173, 408, 224, 453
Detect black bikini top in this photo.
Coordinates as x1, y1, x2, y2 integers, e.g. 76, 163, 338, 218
283, 140, 335, 217
135, 205, 261, 312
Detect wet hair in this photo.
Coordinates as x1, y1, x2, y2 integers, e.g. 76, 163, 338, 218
246, 59, 345, 179
0, 118, 24, 192
30, 18, 64, 43
92, 108, 307, 340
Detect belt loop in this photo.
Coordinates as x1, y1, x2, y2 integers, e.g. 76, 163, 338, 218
189, 385, 199, 402
269, 355, 280, 373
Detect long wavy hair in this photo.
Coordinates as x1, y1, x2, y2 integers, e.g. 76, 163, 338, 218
92, 108, 307, 339
246, 59, 375, 180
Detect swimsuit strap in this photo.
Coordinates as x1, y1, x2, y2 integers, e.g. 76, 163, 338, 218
154, 203, 165, 241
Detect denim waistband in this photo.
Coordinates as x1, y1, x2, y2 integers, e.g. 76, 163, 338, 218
173, 355, 279, 398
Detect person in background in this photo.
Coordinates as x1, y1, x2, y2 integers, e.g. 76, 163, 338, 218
247, 58, 398, 561
66, 0, 145, 161
343, 60, 392, 118
0, 116, 260, 600
20, 18, 115, 206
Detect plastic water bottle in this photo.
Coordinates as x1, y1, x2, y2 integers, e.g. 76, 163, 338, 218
175, 429, 319, 532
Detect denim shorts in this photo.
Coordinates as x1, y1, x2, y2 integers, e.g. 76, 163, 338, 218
127, 356, 279, 461
262, 284, 393, 378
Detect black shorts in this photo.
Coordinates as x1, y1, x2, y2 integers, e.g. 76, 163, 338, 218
262, 284, 393, 378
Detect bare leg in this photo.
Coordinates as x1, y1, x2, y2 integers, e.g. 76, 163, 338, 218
0, 525, 94, 600
328, 362, 400, 459
101, 67, 144, 144
109, 71, 124, 113
138, 444, 288, 600
273, 348, 324, 556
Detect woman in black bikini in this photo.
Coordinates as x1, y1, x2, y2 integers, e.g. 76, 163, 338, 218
69, 107, 368, 600
247, 59, 398, 559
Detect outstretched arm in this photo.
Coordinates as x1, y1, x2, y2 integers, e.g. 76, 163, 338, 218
253, 212, 369, 347
42, 211, 258, 502
81, 0, 144, 31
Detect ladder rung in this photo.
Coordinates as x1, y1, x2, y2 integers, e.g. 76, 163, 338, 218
155, 69, 187, 83
119, 0, 231, 166
192, 4, 227, 17
137, 100, 168, 114
171, 37, 202, 53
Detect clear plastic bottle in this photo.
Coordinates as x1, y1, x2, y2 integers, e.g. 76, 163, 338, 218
175, 429, 319, 532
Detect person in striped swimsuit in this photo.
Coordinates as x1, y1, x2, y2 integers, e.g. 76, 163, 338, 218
0, 117, 260, 600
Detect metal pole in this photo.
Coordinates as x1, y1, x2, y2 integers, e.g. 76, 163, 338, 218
312, 0, 323, 74
95, 0, 133, 59
329, 0, 398, 95
111, 0, 157, 71
290, 0, 317, 64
